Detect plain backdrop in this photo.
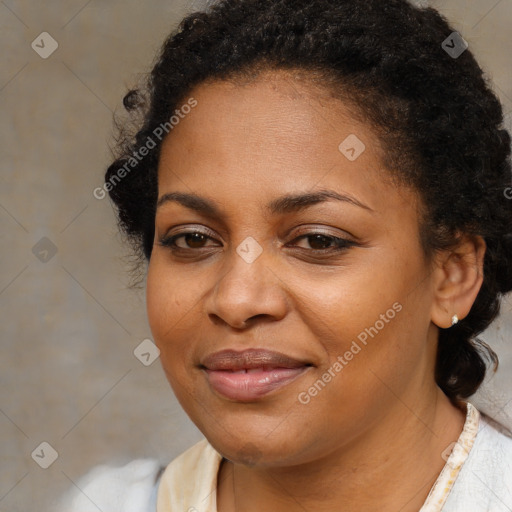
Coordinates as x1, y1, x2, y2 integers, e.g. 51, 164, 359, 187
0, 0, 511, 510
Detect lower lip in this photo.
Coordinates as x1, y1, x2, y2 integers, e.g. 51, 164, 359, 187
204, 367, 308, 401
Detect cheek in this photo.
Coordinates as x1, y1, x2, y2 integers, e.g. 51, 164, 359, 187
146, 261, 202, 409
146, 258, 194, 360
297, 249, 430, 385
291, 262, 399, 349
146, 264, 169, 342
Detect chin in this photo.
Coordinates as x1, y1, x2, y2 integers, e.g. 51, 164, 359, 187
200, 422, 309, 467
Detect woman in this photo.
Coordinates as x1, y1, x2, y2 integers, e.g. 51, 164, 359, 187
60, 0, 512, 510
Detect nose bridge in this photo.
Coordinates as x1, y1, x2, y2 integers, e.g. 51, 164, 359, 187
207, 236, 288, 327
216, 236, 270, 303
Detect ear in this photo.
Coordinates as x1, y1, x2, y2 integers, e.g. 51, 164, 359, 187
430, 235, 486, 329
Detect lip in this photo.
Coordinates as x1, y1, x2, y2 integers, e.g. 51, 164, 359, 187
200, 349, 312, 401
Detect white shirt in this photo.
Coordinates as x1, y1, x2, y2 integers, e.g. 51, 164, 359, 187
58, 403, 512, 511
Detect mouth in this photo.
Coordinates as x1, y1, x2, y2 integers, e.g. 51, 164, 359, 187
200, 349, 313, 402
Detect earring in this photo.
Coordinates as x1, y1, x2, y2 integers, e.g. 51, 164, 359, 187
451, 314, 459, 326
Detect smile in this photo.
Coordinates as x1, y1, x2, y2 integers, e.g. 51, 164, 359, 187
200, 349, 312, 401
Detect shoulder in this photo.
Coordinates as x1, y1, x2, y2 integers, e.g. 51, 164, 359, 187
58, 458, 163, 512
156, 438, 223, 511
444, 413, 512, 511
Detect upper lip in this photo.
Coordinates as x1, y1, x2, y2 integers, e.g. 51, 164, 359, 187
200, 348, 311, 371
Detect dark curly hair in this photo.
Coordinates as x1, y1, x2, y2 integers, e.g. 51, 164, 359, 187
104, 0, 512, 403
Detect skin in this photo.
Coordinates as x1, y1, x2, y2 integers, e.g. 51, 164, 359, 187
146, 69, 485, 511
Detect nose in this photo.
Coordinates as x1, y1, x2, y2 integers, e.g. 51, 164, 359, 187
205, 243, 289, 329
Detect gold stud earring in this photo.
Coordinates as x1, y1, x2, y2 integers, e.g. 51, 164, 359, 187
451, 314, 459, 326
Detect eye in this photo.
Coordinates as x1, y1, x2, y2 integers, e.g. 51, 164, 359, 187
157, 228, 357, 256
288, 233, 355, 252
158, 230, 220, 250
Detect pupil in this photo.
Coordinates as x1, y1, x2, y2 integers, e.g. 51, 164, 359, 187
310, 234, 331, 249
186, 233, 206, 248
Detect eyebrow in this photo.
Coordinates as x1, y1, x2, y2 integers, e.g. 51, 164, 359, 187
156, 189, 374, 217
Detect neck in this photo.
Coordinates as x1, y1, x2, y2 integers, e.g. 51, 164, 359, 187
217, 388, 466, 512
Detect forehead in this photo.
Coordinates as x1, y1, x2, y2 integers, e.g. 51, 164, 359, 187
165, 69, 373, 150
156, 70, 415, 218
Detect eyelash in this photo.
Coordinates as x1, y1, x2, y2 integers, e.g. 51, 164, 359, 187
158, 230, 356, 255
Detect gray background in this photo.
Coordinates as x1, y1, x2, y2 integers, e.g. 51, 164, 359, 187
0, 0, 511, 510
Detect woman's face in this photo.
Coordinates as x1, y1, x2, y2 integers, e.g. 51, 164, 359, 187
147, 70, 440, 466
